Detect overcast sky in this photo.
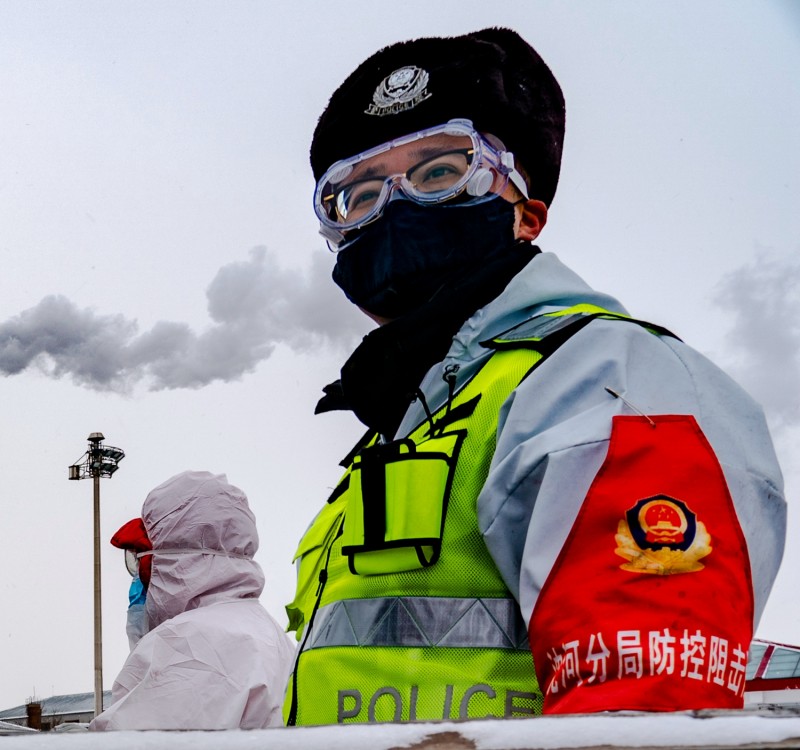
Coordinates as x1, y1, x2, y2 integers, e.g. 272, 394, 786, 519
0, 1, 798, 710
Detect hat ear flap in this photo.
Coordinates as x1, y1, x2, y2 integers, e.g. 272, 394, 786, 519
470, 27, 565, 206
138, 555, 152, 590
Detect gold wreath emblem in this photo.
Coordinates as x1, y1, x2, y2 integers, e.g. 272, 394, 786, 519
615, 501, 712, 575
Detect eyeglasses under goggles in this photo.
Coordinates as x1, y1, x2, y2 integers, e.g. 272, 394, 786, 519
314, 119, 529, 248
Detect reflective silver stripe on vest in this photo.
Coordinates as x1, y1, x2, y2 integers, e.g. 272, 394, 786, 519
306, 597, 530, 651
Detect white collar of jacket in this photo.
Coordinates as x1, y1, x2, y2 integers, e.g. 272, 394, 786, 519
395, 252, 629, 437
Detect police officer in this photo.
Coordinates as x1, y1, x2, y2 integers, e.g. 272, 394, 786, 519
284, 28, 786, 724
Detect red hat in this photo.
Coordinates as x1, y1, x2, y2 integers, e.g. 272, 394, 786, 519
111, 517, 153, 589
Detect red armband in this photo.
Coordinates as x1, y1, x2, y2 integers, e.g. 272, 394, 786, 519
530, 415, 753, 713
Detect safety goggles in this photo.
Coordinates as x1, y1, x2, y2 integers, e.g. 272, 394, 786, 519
122, 546, 152, 590
314, 119, 528, 248
112, 517, 152, 585
124, 547, 251, 576
124, 549, 139, 577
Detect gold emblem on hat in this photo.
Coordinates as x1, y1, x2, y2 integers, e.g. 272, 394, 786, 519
615, 496, 712, 575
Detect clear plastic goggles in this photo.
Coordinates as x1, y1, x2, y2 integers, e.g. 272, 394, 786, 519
124, 549, 138, 577
314, 119, 528, 248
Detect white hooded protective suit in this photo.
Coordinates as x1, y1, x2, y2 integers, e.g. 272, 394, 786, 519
91, 471, 295, 730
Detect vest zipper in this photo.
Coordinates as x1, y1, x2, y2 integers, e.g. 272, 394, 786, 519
442, 364, 460, 423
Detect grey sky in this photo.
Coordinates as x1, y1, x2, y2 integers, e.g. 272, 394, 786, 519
714, 253, 800, 433
0, 0, 798, 709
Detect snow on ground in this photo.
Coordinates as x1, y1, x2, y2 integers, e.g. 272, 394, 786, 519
3, 712, 800, 749
0, 721, 36, 735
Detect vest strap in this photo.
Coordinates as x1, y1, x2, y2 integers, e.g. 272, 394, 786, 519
305, 596, 530, 651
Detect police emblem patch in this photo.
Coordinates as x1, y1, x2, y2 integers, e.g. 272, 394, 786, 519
615, 495, 712, 574
365, 65, 432, 117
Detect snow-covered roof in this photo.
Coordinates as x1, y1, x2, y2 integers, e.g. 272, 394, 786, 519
0, 691, 111, 722
0, 720, 37, 735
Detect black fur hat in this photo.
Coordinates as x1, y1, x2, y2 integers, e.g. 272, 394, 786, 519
310, 27, 565, 206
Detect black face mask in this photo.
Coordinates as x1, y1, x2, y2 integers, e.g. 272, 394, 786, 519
332, 197, 517, 319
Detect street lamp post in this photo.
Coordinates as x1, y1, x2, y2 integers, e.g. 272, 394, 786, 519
69, 432, 125, 718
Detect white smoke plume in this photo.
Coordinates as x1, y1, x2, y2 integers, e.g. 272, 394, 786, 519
713, 251, 800, 431
0, 247, 366, 392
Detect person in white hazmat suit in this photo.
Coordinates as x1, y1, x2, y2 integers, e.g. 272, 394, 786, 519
90, 470, 295, 730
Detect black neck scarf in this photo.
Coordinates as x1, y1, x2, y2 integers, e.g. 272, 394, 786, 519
317, 242, 538, 436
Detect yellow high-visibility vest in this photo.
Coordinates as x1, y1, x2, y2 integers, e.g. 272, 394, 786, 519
284, 305, 645, 726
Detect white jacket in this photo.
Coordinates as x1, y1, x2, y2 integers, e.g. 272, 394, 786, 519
91, 471, 296, 730
395, 253, 786, 630
396, 252, 786, 711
